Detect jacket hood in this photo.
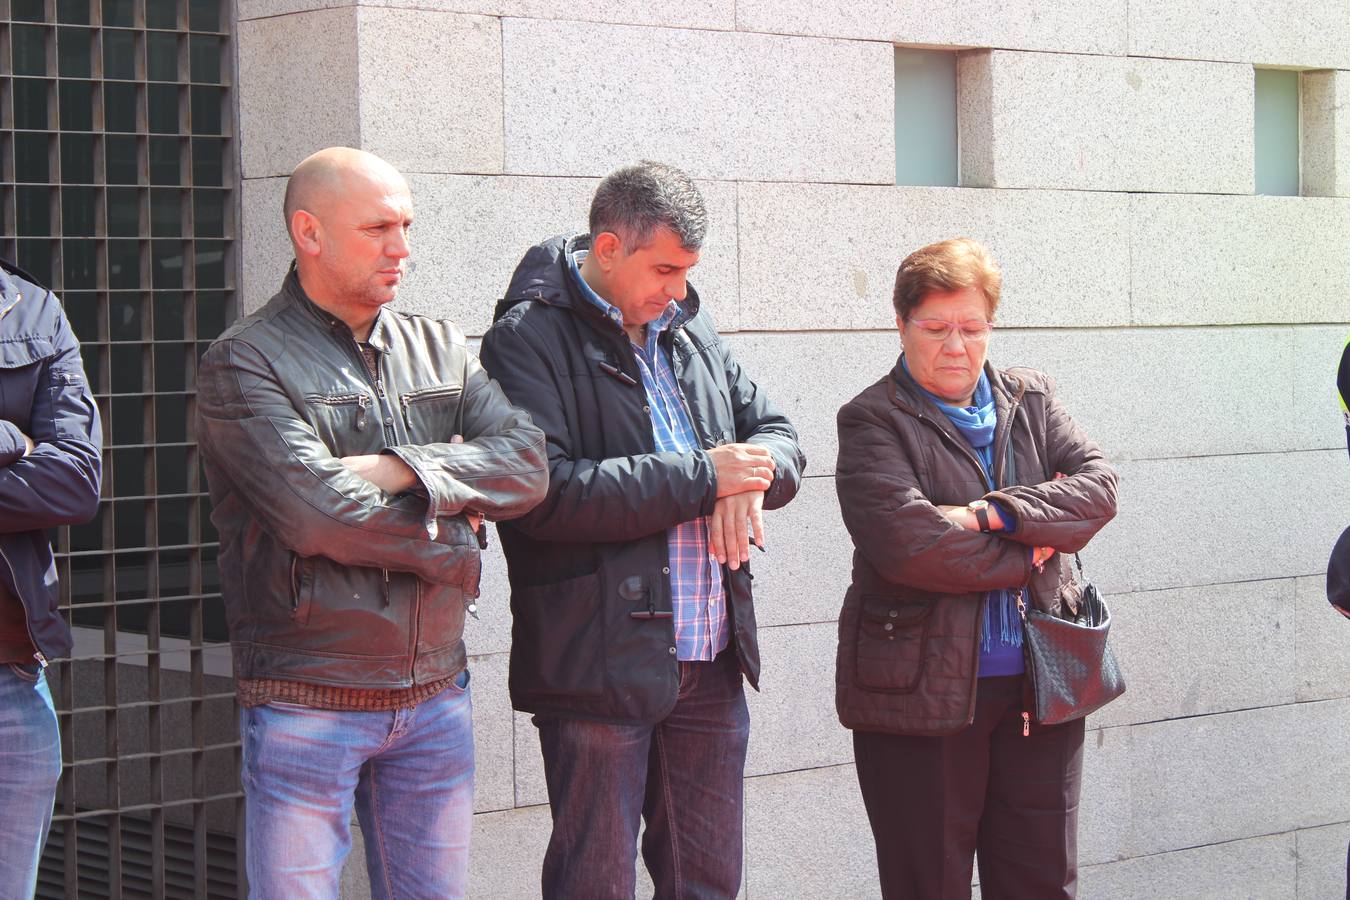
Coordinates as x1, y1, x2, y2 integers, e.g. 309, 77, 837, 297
494, 232, 702, 328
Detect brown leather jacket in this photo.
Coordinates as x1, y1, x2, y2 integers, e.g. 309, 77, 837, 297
834, 359, 1118, 736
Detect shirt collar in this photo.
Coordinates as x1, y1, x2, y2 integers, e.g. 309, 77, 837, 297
566, 248, 679, 345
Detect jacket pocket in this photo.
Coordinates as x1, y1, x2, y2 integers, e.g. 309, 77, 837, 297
852, 592, 936, 694
0, 337, 52, 427
399, 383, 463, 440
302, 391, 376, 453
290, 553, 313, 625
511, 570, 605, 698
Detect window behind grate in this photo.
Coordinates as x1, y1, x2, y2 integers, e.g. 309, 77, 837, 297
0, 0, 243, 894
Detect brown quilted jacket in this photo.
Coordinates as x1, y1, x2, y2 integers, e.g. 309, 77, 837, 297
834, 358, 1118, 736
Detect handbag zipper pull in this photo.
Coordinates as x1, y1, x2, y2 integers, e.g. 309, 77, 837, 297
1016, 590, 1027, 621
1022, 711, 1030, 737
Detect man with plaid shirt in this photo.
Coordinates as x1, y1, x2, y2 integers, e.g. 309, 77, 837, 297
482, 161, 805, 899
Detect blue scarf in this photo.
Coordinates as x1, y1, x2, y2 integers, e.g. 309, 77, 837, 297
902, 359, 1022, 656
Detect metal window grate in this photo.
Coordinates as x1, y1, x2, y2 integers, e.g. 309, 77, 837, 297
0, 0, 242, 894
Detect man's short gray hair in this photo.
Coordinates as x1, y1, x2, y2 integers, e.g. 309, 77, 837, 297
588, 161, 707, 252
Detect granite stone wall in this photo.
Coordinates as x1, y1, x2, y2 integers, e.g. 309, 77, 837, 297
236, 3, 1350, 896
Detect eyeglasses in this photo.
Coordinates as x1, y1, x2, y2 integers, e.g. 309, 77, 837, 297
907, 318, 995, 343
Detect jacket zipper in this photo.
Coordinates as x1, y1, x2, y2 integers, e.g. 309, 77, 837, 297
1017, 590, 1032, 736
303, 392, 371, 431
399, 385, 462, 419
0, 291, 22, 322
0, 545, 48, 669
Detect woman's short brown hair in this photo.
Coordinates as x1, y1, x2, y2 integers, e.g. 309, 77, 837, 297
892, 237, 1002, 322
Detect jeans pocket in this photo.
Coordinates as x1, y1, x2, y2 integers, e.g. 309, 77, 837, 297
7, 662, 42, 683
263, 700, 313, 712
445, 667, 471, 694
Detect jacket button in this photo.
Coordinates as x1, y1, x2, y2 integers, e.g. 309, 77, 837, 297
662, 566, 670, 575
884, 622, 894, 632
888, 609, 898, 618
643, 405, 651, 414
384, 416, 394, 426
668, 646, 677, 655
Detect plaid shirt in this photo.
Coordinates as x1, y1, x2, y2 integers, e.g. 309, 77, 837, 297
568, 252, 728, 660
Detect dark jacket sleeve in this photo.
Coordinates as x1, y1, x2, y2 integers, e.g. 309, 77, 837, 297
983, 376, 1118, 553
836, 397, 1030, 594
0, 290, 102, 531
196, 336, 477, 583
384, 338, 548, 526
480, 316, 718, 544
717, 333, 804, 511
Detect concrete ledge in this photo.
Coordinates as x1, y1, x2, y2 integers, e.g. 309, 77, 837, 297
501, 19, 893, 183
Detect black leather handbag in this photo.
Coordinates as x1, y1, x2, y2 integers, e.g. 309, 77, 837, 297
1017, 554, 1125, 726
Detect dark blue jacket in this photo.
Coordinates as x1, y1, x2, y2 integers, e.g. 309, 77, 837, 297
0, 264, 102, 661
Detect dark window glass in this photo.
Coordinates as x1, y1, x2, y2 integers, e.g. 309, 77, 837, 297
151, 239, 183, 288
148, 83, 179, 133
56, 0, 91, 25
192, 188, 223, 237
16, 133, 51, 183
193, 239, 223, 287
147, 32, 178, 82
57, 26, 92, 78
12, 24, 48, 76
62, 290, 100, 341
149, 136, 180, 183
106, 186, 141, 236
112, 446, 146, 501
190, 137, 222, 185
155, 444, 187, 494
154, 393, 185, 442
110, 343, 143, 393
154, 341, 185, 391
61, 186, 98, 236
12, 0, 47, 22
13, 79, 50, 130
188, 35, 221, 84
102, 28, 137, 80
153, 289, 185, 338
105, 133, 140, 182
58, 80, 94, 131
146, 0, 179, 29
62, 238, 98, 288
195, 290, 227, 339
150, 187, 181, 236
188, 85, 220, 134
109, 395, 144, 444
16, 238, 53, 287
102, 0, 135, 28
114, 499, 148, 549
104, 81, 138, 132
16, 185, 53, 235
59, 132, 94, 183
188, 0, 219, 32
108, 290, 144, 340
107, 238, 142, 288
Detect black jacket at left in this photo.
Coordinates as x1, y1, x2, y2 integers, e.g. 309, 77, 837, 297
480, 233, 805, 725
0, 264, 103, 661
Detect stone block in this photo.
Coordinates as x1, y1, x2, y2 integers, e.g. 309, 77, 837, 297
1087, 580, 1296, 729
1080, 832, 1297, 900
238, 9, 361, 179
240, 177, 290, 315
743, 764, 878, 898
741, 477, 851, 629
402, 174, 739, 337
468, 651, 515, 813
465, 537, 512, 656
959, 51, 1252, 194
1130, 194, 1350, 326
513, 709, 548, 807
1128, 0, 1350, 70
468, 804, 553, 899
1077, 723, 1136, 866
734, 0, 1126, 56
501, 19, 893, 183
1296, 822, 1350, 900
1303, 71, 1350, 199
745, 622, 851, 776
1291, 326, 1350, 454
736, 182, 1131, 332
240, 0, 734, 29
1089, 451, 1350, 596
1117, 699, 1350, 858
354, 10, 502, 176
1295, 574, 1350, 703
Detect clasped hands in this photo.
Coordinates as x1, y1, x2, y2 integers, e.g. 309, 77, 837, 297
340, 435, 483, 533
707, 442, 775, 571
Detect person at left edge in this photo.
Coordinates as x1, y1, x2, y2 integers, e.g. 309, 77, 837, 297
196, 147, 547, 900
0, 260, 103, 898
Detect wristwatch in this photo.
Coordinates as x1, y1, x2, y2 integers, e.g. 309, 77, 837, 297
967, 499, 993, 532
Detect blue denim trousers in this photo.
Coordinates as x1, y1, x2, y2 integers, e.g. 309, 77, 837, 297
239, 669, 474, 900
0, 662, 61, 900
534, 649, 750, 900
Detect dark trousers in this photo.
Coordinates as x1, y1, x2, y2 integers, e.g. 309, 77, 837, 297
533, 648, 750, 900
853, 675, 1085, 900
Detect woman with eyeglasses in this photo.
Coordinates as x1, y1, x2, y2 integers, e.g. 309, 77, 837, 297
833, 237, 1118, 899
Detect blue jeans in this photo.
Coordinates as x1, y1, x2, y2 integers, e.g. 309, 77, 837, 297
0, 662, 61, 900
534, 649, 750, 900
239, 669, 474, 900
